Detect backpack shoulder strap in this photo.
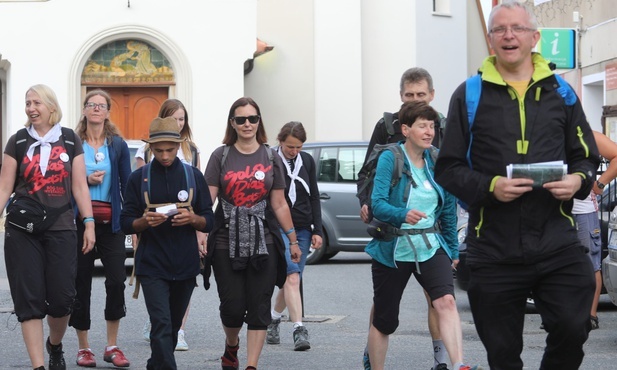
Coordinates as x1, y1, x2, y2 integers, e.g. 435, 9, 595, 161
465, 74, 482, 170
387, 144, 405, 186
388, 144, 415, 204
14, 128, 29, 166
13, 128, 29, 190
383, 112, 395, 138
220, 145, 231, 169
264, 143, 275, 164
554, 74, 577, 106
466, 74, 482, 130
140, 163, 152, 208
181, 163, 197, 211
60, 127, 76, 163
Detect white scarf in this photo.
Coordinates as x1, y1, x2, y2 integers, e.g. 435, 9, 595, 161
26, 123, 63, 176
277, 147, 310, 206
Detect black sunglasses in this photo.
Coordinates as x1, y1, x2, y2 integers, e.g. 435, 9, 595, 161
232, 115, 260, 125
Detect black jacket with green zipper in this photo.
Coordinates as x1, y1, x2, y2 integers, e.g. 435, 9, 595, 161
435, 53, 600, 266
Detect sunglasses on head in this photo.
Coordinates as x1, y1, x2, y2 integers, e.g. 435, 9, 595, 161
232, 115, 260, 125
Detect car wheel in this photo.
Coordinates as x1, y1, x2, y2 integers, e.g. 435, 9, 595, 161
306, 243, 327, 265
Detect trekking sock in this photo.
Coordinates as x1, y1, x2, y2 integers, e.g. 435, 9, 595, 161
271, 309, 282, 320
433, 339, 448, 366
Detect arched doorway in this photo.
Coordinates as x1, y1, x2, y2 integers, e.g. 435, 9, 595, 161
81, 40, 174, 139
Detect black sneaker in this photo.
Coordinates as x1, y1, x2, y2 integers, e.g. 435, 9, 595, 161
591, 315, 599, 330
46, 337, 66, 370
266, 318, 281, 344
292, 326, 310, 351
432, 364, 449, 370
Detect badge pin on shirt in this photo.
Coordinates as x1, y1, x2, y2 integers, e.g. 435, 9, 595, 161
59, 152, 70, 163
95, 152, 105, 163
255, 170, 265, 181
178, 190, 189, 202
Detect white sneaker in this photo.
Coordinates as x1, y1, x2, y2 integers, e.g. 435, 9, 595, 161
143, 321, 151, 342
175, 331, 189, 351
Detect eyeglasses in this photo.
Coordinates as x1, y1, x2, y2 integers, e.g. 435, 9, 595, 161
232, 115, 260, 125
489, 25, 536, 37
85, 102, 109, 111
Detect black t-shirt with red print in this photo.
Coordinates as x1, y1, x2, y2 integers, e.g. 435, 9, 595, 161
4, 129, 84, 230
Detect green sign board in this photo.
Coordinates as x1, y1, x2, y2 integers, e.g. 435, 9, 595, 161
537, 28, 576, 69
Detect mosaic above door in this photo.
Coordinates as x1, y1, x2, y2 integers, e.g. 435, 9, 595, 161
81, 40, 174, 85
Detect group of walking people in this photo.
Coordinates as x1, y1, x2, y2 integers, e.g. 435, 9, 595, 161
1, 1, 611, 369
1, 86, 321, 370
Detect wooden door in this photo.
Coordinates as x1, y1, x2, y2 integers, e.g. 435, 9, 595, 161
89, 87, 168, 140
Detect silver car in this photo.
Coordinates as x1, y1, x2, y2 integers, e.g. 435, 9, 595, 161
301, 142, 370, 264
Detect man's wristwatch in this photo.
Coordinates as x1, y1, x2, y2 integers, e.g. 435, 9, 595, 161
597, 180, 606, 190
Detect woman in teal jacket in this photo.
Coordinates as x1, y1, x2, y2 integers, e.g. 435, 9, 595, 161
364, 101, 478, 370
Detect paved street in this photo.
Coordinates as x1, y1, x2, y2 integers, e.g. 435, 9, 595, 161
1, 235, 616, 369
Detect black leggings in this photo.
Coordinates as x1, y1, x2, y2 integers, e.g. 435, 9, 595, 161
69, 222, 127, 330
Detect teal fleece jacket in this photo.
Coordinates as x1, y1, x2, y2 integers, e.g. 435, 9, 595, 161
364, 144, 458, 268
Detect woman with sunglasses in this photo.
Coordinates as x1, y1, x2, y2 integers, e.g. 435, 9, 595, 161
204, 97, 300, 370
69, 89, 132, 368
266, 122, 323, 351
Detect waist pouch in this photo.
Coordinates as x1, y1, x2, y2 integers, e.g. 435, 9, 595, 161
5, 196, 70, 234
91, 200, 112, 224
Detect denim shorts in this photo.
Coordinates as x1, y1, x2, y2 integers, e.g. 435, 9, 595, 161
280, 228, 312, 276
575, 212, 602, 271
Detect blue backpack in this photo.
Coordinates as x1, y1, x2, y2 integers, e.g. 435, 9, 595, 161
460, 73, 577, 209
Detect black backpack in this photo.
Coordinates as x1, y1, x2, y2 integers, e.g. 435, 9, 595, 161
356, 143, 439, 219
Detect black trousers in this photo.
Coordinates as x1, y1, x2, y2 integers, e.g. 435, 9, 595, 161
467, 246, 594, 370
70, 222, 127, 330
140, 275, 195, 370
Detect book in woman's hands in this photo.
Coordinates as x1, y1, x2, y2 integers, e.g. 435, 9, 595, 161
506, 161, 568, 187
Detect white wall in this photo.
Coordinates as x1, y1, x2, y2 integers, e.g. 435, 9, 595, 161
360, 0, 416, 138
246, 0, 316, 145
415, 0, 468, 115
0, 0, 257, 162
582, 72, 606, 132
313, 0, 363, 141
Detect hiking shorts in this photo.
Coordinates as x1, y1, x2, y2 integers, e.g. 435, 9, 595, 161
4, 226, 77, 322
371, 248, 454, 335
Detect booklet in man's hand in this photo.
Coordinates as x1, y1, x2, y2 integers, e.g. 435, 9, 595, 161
506, 161, 567, 187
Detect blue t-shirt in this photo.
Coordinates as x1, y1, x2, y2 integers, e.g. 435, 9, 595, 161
83, 140, 112, 202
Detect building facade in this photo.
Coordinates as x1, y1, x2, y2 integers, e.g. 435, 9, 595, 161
529, 0, 617, 139
1, 0, 474, 168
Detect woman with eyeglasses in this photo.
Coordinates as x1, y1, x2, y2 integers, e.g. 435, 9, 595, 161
203, 97, 300, 370
137, 98, 202, 352
0, 84, 95, 370
69, 89, 132, 368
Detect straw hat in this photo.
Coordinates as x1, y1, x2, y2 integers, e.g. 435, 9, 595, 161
143, 117, 185, 143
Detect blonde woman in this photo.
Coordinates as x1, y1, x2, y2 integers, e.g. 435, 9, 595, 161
0, 84, 95, 370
